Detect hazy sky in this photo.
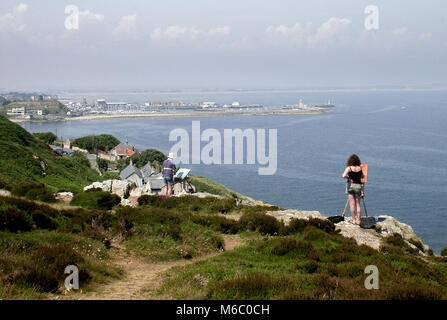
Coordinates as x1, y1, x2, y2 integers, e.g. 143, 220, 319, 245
0, 0, 446, 91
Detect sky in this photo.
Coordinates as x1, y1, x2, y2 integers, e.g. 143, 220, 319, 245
0, 0, 446, 91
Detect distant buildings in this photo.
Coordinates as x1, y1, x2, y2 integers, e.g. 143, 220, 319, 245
6, 107, 26, 116
112, 143, 136, 159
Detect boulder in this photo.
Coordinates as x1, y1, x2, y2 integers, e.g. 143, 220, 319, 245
55, 192, 74, 202
120, 198, 134, 207
0, 189, 11, 197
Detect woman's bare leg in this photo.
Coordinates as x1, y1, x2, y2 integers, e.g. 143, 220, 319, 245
348, 194, 356, 223
355, 196, 362, 224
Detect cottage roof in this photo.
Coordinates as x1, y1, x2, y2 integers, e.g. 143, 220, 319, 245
114, 143, 129, 149
120, 163, 142, 180
141, 162, 154, 180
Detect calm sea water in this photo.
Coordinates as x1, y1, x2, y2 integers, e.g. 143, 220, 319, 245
21, 90, 447, 253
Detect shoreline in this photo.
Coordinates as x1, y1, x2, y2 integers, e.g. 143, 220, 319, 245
10, 109, 332, 123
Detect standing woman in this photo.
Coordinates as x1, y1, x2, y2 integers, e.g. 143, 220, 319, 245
342, 154, 363, 225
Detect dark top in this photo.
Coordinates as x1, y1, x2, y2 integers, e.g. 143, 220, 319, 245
348, 167, 362, 184
162, 159, 176, 178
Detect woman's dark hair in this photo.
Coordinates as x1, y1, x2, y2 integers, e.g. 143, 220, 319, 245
346, 154, 361, 166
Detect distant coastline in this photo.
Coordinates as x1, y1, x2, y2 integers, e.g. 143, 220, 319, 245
10, 108, 333, 123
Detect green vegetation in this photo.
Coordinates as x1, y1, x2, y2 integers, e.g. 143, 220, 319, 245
130, 149, 166, 167
33, 132, 57, 144
0, 115, 101, 192
0, 195, 127, 298
155, 221, 447, 300
189, 175, 244, 199
11, 182, 56, 203
70, 189, 121, 210
116, 148, 167, 172
73, 134, 120, 153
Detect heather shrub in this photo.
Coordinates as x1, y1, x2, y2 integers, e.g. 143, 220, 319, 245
11, 243, 90, 293
191, 215, 240, 234
285, 218, 335, 235
11, 182, 56, 203
0, 208, 32, 232
384, 283, 443, 300
71, 190, 121, 210
302, 260, 319, 274
31, 210, 56, 230
271, 238, 315, 256
239, 212, 281, 235
206, 273, 292, 299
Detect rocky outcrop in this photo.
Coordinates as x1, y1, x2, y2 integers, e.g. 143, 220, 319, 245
84, 180, 131, 199
265, 209, 324, 224
265, 209, 430, 254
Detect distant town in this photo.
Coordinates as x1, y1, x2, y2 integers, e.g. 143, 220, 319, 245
0, 92, 334, 121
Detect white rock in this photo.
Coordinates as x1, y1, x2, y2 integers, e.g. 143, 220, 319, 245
266, 209, 324, 224
83, 180, 131, 199
55, 192, 74, 201
120, 198, 134, 207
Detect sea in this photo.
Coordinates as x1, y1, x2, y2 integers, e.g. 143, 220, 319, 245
20, 89, 447, 253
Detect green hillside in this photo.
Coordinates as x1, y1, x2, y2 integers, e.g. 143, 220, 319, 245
0, 115, 100, 192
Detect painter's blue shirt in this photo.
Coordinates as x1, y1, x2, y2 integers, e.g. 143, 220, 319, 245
162, 159, 176, 178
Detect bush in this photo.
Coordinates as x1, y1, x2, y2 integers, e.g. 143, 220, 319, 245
302, 260, 319, 274
285, 218, 335, 235
383, 234, 418, 255
70, 190, 121, 210
384, 283, 443, 300
14, 244, 90, 293
11, 182, 56, 203
31, 210, 57, 230
303, 227, 332, 242
33, 132, 57, 144
158, 225, 183, 241
206, 273, 291, 299
0, 178, 11, 191
239, 212, 282, 235
0, 208, 32, 232
73, 134, 120, 153
271, 238, 315, 256
138, 195, 162, 207
191, 215, 240, 234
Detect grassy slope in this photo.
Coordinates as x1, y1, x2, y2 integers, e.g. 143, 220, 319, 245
156, 229, 447, 300
189, 175, 254, 201
0, 115, 100, 192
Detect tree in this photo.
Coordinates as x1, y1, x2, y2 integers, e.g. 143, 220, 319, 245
131, 149, 167, 168
97, 158, 109, 172
33, 132, 57, 144
73, 134, 120, 153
